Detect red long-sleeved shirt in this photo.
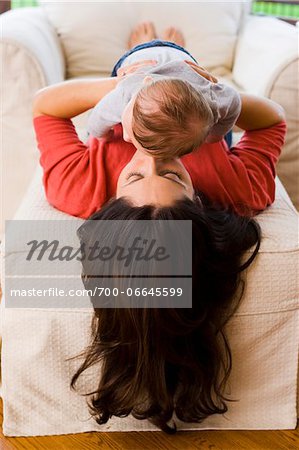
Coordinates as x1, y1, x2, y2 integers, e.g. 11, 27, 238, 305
34, 115, 286, 218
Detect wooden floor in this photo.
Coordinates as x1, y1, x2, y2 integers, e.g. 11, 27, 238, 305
0, 399, 298, 450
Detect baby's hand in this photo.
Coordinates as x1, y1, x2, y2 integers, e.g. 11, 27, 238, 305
101, 128, 115, 142
184, 61, 218, 83
117, 60, 157, 78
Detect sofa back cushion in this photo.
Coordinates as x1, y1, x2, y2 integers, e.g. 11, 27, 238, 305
40, 1, 250, 79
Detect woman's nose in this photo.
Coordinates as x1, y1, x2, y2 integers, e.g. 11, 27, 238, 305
149, 155, 173, 172
134, 149, 174, 173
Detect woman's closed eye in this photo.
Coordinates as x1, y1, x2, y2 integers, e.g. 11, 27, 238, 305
159, 170, 182, 181
126, 171, 143, 181
126, 170, 183, 181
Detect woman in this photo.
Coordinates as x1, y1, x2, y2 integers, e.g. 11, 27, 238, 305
33, 24, 286, 218
33, 25, 285, 433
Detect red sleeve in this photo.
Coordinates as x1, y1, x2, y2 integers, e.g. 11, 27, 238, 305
34, 115, 109, 218
182, 121, 286, 214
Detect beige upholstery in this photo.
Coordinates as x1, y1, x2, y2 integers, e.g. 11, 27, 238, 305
40, 1, 250, 78
0, 1, 298, 436
1, 7, 65, 236
265, 58, 299, 210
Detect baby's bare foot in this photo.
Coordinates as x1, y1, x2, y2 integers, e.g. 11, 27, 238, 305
128, 22, 157, 49
162, 27, 185, 47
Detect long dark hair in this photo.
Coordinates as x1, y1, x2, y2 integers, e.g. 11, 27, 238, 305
71, 196, 261, 433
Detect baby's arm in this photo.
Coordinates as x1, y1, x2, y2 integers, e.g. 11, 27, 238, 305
87, 60, 157, 138
182, 61, 240, 143
206, 83, 242, 142
87, 87, 125, 138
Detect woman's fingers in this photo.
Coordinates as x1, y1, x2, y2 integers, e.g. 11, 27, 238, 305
130, 59, 157, 67
184, 60, 218, 83
116, 67, 126, 77
117, 59, 157, 77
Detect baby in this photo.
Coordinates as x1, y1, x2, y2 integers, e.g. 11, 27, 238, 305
87, 24, 241, 157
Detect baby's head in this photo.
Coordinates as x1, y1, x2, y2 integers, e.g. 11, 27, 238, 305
129, 78, 215, 158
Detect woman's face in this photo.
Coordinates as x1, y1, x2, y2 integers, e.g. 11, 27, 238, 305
116, 150, 194, 207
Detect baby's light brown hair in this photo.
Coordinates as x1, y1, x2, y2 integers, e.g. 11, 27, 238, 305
132, 78, 215, 158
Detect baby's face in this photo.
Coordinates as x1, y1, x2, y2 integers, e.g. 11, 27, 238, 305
121, 76, 155, 152
121, 96, 136, 144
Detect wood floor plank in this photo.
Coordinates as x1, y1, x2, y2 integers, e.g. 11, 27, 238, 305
1, 398, 298, 450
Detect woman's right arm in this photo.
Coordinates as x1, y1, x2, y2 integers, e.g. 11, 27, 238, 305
235, 94, 285, 130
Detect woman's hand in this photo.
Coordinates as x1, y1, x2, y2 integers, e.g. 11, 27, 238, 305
117, 59, 157, 78
184, 60, 218, 83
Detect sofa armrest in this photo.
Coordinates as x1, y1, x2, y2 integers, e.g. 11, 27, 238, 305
233, 15, 298, 95
1, 7, 65, 85
233, 16, 299, 210
0, 7, 66, 236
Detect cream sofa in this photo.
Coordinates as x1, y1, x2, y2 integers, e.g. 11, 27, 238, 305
1, 0, 298, 235
0, 1, 298, 437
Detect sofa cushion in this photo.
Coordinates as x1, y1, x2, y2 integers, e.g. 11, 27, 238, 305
1, 165, 298, 435
40, 1, 250, 79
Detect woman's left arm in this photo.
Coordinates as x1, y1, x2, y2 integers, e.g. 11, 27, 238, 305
32, 78, 118, 119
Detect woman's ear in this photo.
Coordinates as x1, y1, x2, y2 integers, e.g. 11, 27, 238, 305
194, 194, 203, 208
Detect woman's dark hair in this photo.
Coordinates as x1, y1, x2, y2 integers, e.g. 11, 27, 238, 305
71, 196, 261, 433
